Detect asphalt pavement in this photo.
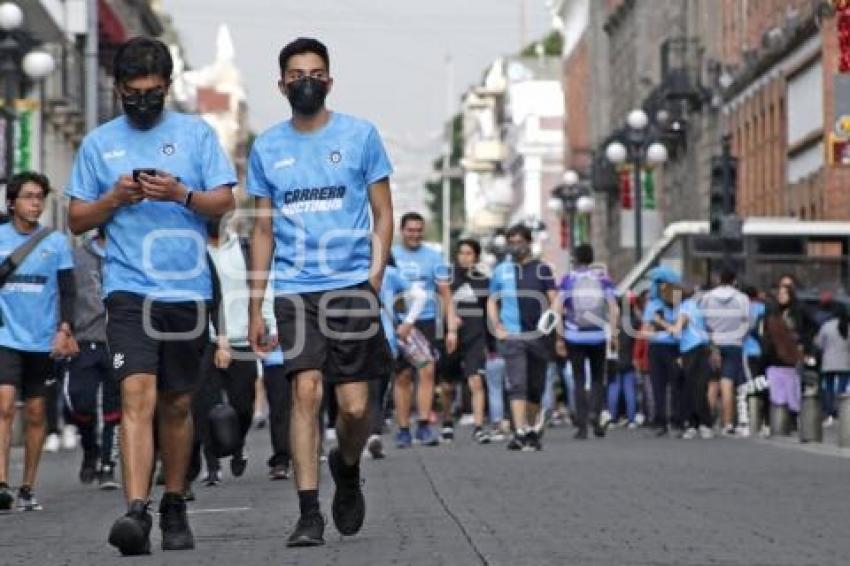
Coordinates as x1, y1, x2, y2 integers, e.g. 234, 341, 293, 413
1, 422, 849, 566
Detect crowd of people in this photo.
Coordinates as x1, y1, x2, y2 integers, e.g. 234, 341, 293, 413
0, 32, 841, 559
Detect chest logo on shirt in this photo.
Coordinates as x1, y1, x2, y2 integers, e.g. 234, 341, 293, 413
103, 149, 126, 160
161, 143, 176, 156
274, 157, 296, 169
329, 150, 342, 165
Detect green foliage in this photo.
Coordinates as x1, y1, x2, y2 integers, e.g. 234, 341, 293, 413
520, 30, 563, 58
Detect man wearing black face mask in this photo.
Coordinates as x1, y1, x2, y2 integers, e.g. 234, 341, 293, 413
247, 38, 394, 547
67, 37, 237, 556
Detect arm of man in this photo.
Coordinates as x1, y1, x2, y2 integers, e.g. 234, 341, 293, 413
248, 197, 275, 354
369, 178, 393, 292
138, 173, 235, 217
68, 176, 143, 235
54, 269, 78, 357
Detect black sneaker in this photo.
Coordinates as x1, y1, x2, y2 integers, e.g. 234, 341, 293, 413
328, 448, 366, 536
203, 469, 222, 487
159, 492, 195, 551
230, 452, 248, 478
441, 423, 455, 443
98, 463, 120, 491
473, 427, 491, 444
269, 463, 292, 481
507, 432, 527, 451
524, 430, 542, 452
573, 427, 588, 440
79, 452, 98, 485
16, 486, 42, 511
108, 499, 152, 556
286, 511, 326, 547
593, 421, 608, 438
0, 483, 12, 512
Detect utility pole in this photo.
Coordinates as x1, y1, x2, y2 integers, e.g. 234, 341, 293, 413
85, 0, 98, 131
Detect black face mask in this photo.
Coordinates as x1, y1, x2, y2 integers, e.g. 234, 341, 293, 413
122, 89, 165, 130
286, 77, 329, 116
508, 243, 530, 260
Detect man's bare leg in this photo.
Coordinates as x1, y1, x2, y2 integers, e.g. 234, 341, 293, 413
120, 374, 157, 503
21, 397, 47, 488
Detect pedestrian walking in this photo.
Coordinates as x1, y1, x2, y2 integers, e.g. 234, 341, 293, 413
67, 37, 237, 555
246, 37, 394, 547
813, 304, 850, 423
672, 285, 714, 439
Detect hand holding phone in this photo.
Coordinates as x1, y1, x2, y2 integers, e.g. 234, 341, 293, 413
132, 168, 158, 183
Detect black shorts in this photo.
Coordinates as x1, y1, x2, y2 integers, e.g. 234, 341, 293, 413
718, 345, 747, 386
274, 281, 391, 384
105, 292, 209, 393
395, 319, 440, 373
0, 347, 54, 399
438, 331, 487, 383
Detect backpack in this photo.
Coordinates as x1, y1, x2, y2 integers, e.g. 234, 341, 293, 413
570, 270, 607, 330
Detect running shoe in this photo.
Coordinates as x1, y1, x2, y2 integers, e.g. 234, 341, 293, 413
0, 483, 13, 512
269, 463, 292, 480
394, 428, 412, 449
415, 424, 439, 446
287, 511, 325, 547
507, 431, 527, 451
699, 425, 715, 439
722, 425, 736, 437
79, 452, 98, 485
473, 427, 491, 444
202, 469, 222, 487
681, 427, 698, 440
108, 500, 152, 556
159, 492, 194, 551
183, 487, 196, 502
488, 427, 506, 442
367, 435, 385, 460
98, 463, 120, 491
735, 425, 750, 438
61, 425, 78, 450
524, 430, 542, 452
627, 422, 639, 430
231, 451, 248, 478
328, 448, 365, 536
44, 433, 60, 453
16, 486, 42, 511
441, 423, 455, 443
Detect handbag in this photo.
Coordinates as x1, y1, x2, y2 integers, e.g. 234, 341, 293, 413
381, 303, 435, 369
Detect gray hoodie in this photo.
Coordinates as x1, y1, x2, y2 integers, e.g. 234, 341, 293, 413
72, 237, 106, 343
701, 285, 750, 347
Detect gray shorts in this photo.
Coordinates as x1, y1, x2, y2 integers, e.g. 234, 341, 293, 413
497, 337, 551, 404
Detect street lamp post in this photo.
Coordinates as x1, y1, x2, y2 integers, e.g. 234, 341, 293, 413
605, 109, 668, 263
0, 2, 55, 182
548, 169, 595, 252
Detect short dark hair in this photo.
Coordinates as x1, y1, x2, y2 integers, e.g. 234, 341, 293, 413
7, 171, 50, 205
401, 212, 424, 228
113, 37, 173, 85
278, 37, 330, 75
719, 268, 737, 286
505, 223, 532, 243
574, 243, 594, 266
457, 238, 481, 259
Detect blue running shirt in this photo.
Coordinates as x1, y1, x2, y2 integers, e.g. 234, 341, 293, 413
679, 298, 709, 353
391, 244, 449, 321
0, 224, 73, 352
66, 112, 237, 301
247, 113, 393, 294
643, 298, 679, 345
490, 259, 555, 335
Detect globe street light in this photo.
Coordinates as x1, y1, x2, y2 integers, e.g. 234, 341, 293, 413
0, 4, 56, 180
563, 168, 580, 187
576, 195, 596, 214
606, 108, 669, 263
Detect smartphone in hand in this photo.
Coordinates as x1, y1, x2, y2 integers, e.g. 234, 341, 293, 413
132, 168, 158, 182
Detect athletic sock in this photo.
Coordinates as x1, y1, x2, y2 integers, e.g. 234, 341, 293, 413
298, 489, 320, 516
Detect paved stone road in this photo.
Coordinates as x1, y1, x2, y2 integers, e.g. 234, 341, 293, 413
2, 424, 849, 565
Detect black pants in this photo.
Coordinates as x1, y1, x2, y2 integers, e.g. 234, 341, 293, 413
192, 344, 257, 472
67, 342, 121, 465
682, 346, 712, 428
567, 342, 607, 430
263, 364, 292, 468
649, 344, 682, 428
369, 374, 390, 435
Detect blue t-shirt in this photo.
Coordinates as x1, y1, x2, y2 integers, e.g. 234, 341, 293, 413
643, 298, 679, 345
490, 259, 556, 335
0, 224, 73, 352
391, 244, 449, 321
679, 298, 709, 353
744, 301, 766, 358
559, 267, 616, 345
66, 112, 237, 302
380, 265, 412, 357
247, 113, 393, 294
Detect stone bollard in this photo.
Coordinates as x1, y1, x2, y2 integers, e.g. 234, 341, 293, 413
799, 391, 822, 443
770, 404, 790, 437
838, 393, 850, 448
11, 401, 24, 447
747, 395, 762, 438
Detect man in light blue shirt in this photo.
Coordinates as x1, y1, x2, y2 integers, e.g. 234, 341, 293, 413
390, 212, 457, 448
0, 173, 77, 513
67, 37, 236, 556
247, 38, 394, 547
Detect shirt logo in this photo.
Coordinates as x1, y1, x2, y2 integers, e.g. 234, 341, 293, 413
161, 143, 176, 156
273, 157, 296, 169
113, 353, 125, 369
103, 150, 126, 160
329, 150, 342, 165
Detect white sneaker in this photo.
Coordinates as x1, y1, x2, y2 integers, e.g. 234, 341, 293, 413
325, 428, 337, 442
634, 413, 646, 426
627, 422, 639, 430
735, 425, 750, 438
61, 425, 78, 450
599, 410, 612, 427
759, 424, 771, 438
681, 427, 698, 440
44, 433, 60, 453
458, 414, 475, 427
699, 425, 715, 440
824, 416, 835, 428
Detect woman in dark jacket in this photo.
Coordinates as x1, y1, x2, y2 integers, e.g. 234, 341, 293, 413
762, 285, 804, 418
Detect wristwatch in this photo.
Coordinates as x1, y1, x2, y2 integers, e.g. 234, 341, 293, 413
183, 189, 194, 208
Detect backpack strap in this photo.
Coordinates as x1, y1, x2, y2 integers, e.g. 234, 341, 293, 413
0, 227, 54, 288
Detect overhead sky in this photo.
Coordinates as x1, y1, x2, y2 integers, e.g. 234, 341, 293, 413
160, 0, 553, 208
